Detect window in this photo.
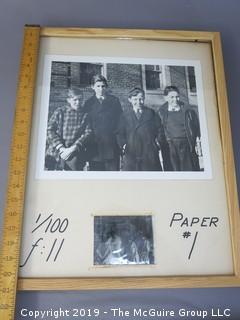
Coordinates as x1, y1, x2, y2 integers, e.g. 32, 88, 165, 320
79, 63, 103, 87
187, 66, 196, 93
144, 65, 162, 90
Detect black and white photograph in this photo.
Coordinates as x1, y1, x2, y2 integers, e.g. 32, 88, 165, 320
94, 215, 154, 265
37, 55, 211, 179
11, 28, 238, 287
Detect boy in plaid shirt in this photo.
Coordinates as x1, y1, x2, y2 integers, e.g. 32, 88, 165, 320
45, 88, 92, 170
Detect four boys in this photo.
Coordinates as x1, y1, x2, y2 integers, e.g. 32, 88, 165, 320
46, 77, 201, 172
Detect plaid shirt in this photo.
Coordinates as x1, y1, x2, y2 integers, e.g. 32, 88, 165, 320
46, 105, 92, 159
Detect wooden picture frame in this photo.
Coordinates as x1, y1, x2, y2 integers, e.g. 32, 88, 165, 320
1, 26, 240, 318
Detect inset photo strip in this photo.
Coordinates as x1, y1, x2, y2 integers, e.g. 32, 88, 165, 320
94, 215, 154, 265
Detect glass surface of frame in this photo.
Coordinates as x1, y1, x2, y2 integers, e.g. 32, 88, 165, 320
1, 27, 240, 294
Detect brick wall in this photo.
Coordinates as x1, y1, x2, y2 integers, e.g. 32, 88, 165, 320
48, 61, 195, 117
169, 66, 189, 105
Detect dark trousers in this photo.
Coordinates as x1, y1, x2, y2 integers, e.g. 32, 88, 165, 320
168, 138, 200, 171
122, 155, 162, 171
89, 158, 120, 171
60, 153, 85, 171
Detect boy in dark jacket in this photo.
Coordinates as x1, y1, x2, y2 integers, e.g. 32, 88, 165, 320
83, 75, 122, 171
158, 85, 201, 171
117, 87, 164, 171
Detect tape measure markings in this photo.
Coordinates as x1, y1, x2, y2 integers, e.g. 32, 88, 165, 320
0, 26, 40, 320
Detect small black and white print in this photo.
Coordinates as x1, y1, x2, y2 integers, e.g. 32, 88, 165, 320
94, 215, 154, 265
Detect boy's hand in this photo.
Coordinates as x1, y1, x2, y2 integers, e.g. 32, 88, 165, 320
121, 144, 126, 155
59, 145, 77, 160
195, 137, 202, 157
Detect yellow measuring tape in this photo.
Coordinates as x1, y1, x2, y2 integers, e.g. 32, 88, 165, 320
0, 26, 40, 320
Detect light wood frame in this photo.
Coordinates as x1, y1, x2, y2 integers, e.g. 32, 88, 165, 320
1, 27, 240, 301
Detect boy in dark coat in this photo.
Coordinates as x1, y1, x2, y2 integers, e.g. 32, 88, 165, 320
158, 85, 201, 171
116, 88, 164, 171
83, 75, 122, 171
